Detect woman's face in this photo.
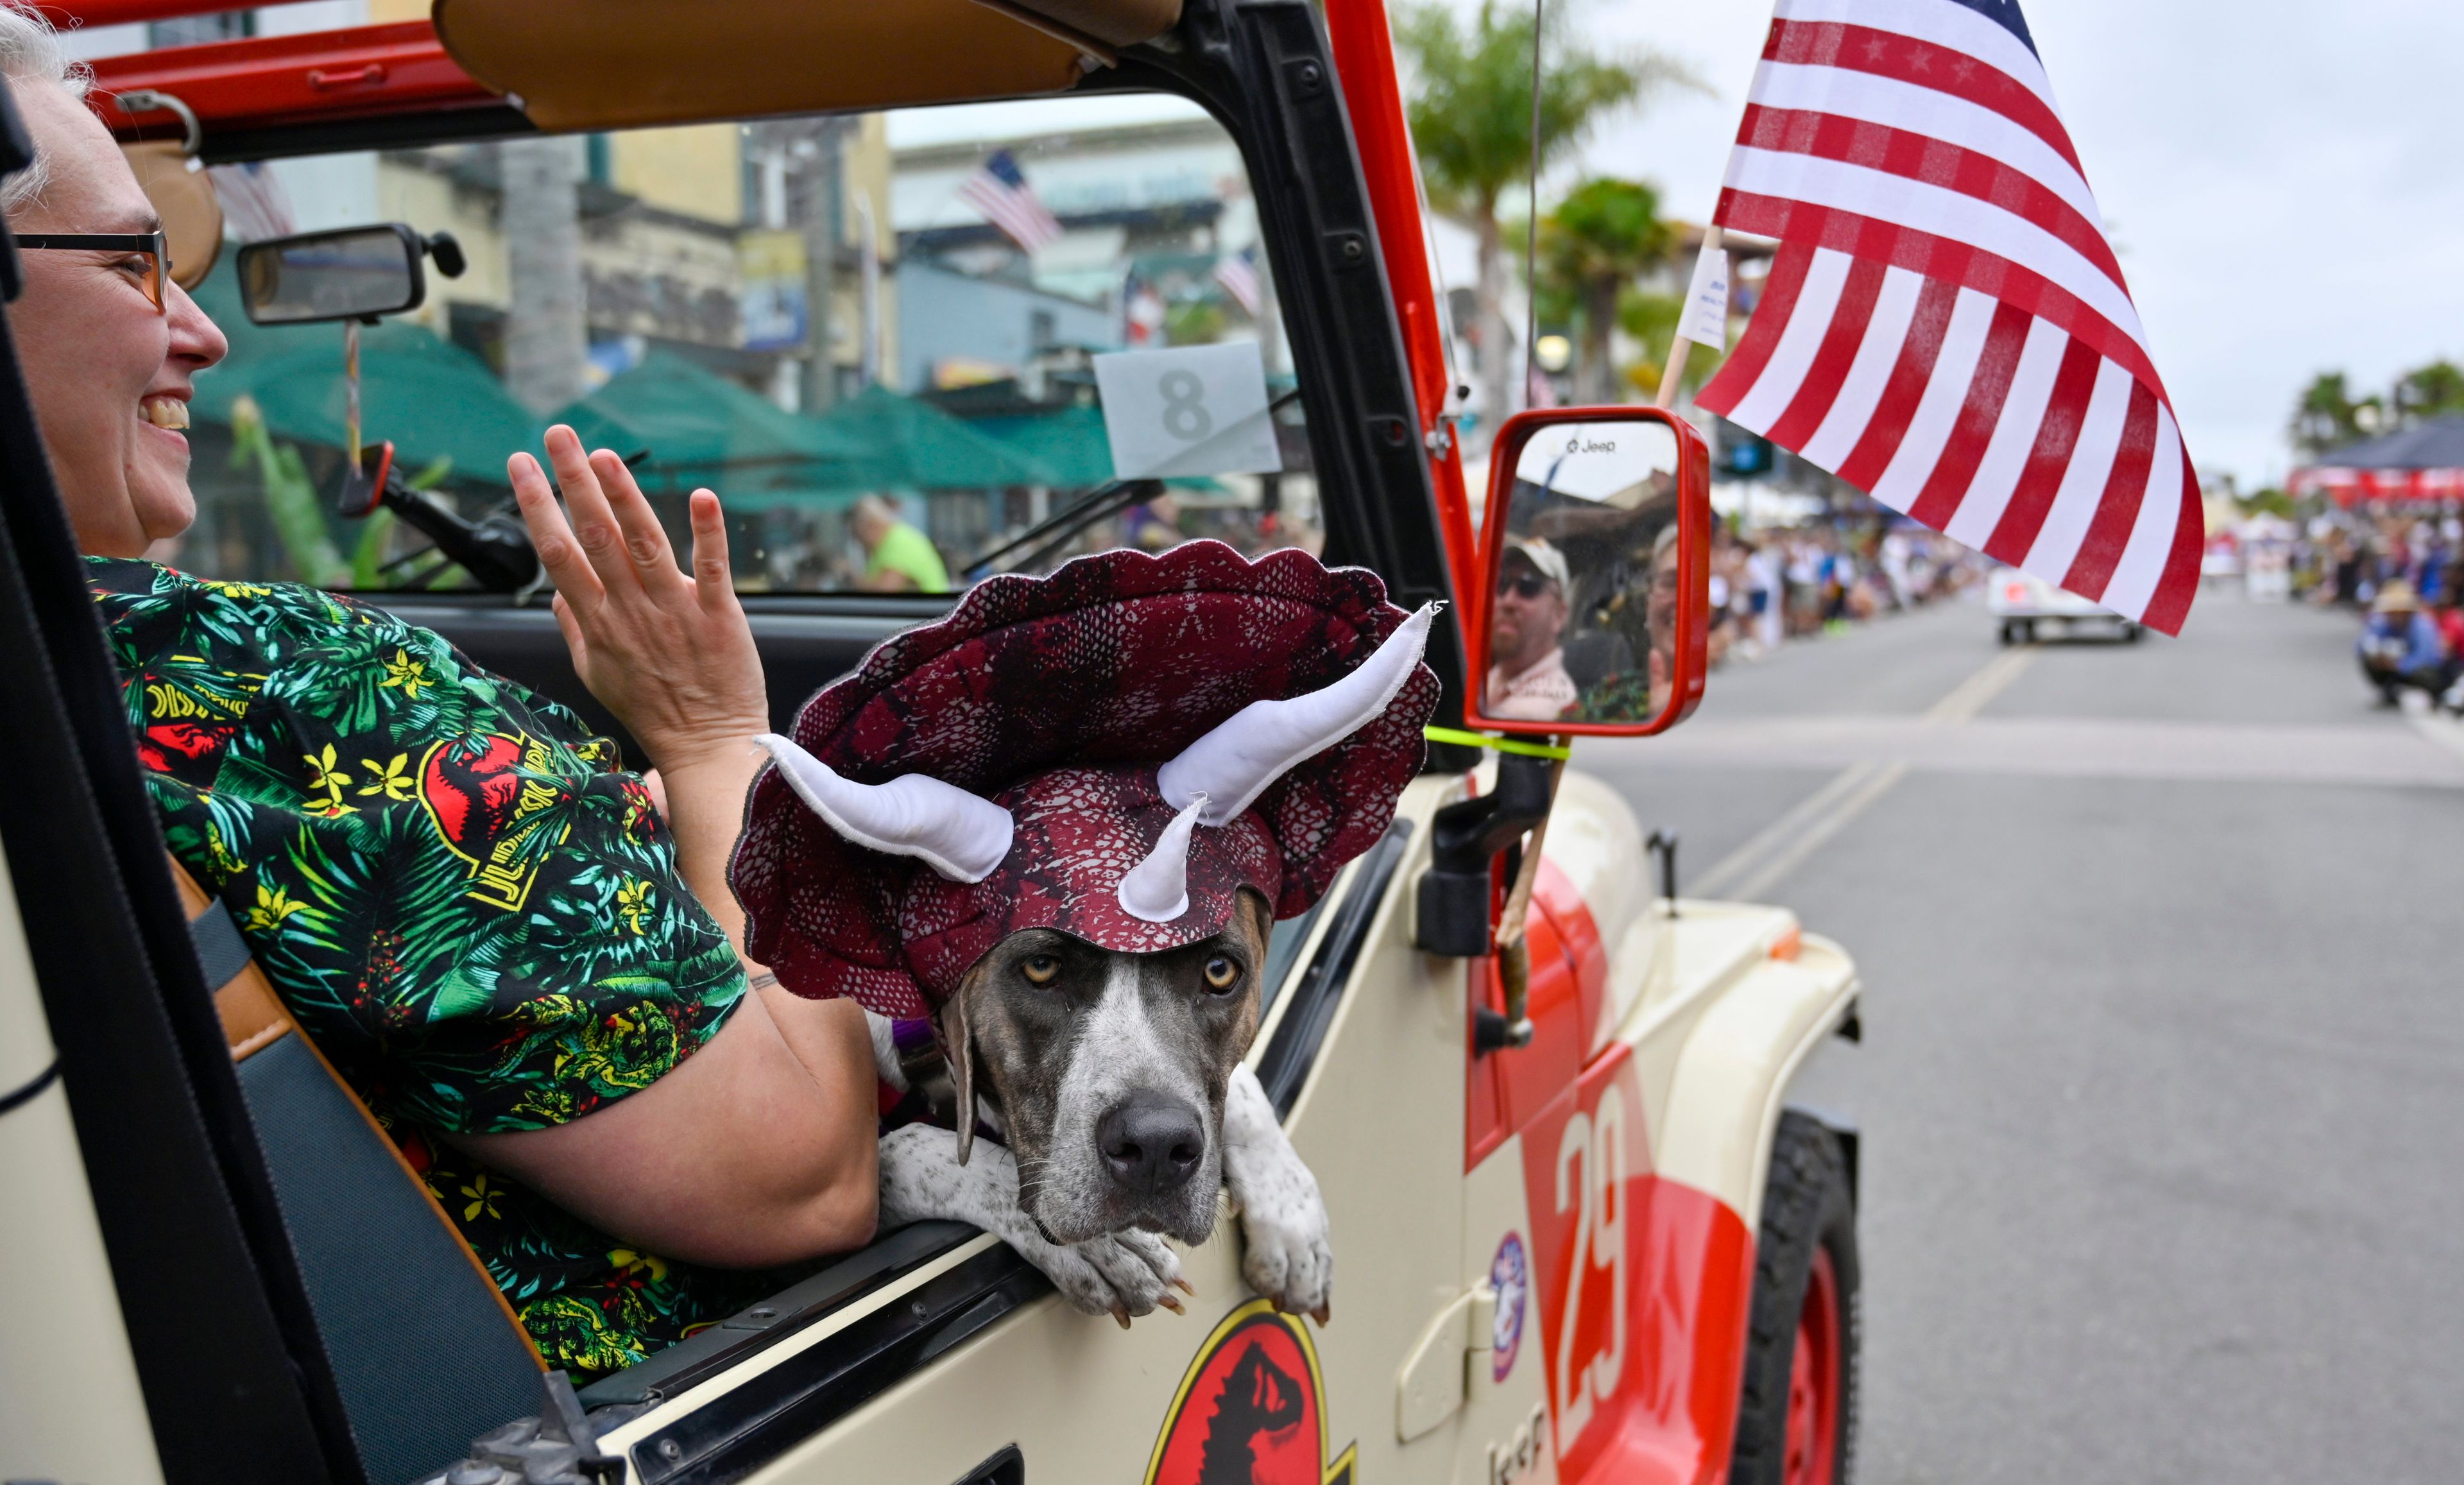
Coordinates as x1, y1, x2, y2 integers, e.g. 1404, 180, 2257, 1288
6, 78, 226, 557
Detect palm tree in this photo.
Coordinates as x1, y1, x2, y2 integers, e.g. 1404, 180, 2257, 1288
2393, 359, 2464, 425
1535, 177, 1673, 404
1395, 2, 1693, 436
2290, 372, 2378, 458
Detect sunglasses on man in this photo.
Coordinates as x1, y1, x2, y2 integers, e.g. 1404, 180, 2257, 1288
1496, 571, 1555, 600
15, 230, 172, 312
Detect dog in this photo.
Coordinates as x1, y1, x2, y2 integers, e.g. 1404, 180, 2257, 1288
729, 546, 1442, 1330
869, 886, 1332, 1325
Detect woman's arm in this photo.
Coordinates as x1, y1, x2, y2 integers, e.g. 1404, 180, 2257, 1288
508, 426, 767, 949
458, 989, 878, 1267
497, 426, 880, 1264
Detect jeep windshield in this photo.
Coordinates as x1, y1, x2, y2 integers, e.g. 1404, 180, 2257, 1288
167, 92, 1321, 596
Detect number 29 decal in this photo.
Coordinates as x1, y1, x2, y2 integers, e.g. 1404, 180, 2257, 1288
1519, 1047, 1644, 1464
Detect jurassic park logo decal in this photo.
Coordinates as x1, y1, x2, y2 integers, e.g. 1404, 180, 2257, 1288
418, 731, 574, 913
1145, 1299, 1358, 1485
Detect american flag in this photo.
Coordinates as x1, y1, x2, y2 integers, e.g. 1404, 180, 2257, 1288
1697, 0, 2200, 634
959, 150, 1063, 253
1213, 247, 1263, 315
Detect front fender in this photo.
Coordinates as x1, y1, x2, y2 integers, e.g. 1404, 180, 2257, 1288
1654, 933, 1859, 1234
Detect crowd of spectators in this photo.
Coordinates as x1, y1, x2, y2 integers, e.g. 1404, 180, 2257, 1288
1706, 517, 1985, 667
2291, 509, 2464, 710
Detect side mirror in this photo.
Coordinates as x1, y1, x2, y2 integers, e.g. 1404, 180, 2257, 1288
1469, 406, 1711, 736
237, 224, 437, 325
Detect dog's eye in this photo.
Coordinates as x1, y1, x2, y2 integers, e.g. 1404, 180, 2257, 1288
1203, 954, 1240, 992
1020, 954, 1061, 986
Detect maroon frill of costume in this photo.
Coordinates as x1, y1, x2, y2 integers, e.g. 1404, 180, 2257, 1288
730, 541, 1439, 1018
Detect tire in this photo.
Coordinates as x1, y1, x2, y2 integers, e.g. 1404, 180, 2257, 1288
1996, 621, 2015, 646
1727, 1112, 1860, 1485
2019, 619, 2037, 644
2122, 622, 2144, 644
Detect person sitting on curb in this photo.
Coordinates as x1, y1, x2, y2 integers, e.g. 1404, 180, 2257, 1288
2356, 579, 2452, 707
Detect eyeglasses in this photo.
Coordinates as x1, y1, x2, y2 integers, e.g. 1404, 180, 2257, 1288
1496, 571, 1553, 599
16, 230, 171, 312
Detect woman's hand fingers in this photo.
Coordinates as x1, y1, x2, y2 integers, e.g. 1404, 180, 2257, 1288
541, 425, 637, 599
550, 590, 589, 671
509, 449, 605, 617
592, 447, 684, 590
687, 489, 739, 612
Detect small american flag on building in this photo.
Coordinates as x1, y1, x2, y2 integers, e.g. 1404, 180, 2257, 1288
960, 150, 1063, 254
1697, 0, 2200, 634
1212, 247, 1263, 315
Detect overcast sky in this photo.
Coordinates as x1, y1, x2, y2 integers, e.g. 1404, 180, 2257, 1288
1546, 0, 2464, 489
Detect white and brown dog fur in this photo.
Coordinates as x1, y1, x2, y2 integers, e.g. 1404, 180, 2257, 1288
868, 886, 1332, 1324
758, 601, 1441, 1326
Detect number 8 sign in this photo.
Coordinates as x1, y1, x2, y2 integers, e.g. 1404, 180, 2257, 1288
1092, 341, 1285, 480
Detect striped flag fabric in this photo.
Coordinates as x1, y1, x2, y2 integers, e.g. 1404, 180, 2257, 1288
1696, 0, 2200, 634
1213, 247, 1263, 314
959, 149, 1063, 254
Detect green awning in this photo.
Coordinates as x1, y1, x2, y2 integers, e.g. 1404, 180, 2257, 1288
807, 384, 1054, 490
970, 404, 1116, 486
965, 402, 1231, 496
556, 350, 871, 502
188, 262, 542, 485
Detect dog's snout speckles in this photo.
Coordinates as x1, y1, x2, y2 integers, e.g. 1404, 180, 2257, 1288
1097, 1090, 1206, 1196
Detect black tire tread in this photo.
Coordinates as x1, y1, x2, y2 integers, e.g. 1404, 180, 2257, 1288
1727, 1110, 1860, 1485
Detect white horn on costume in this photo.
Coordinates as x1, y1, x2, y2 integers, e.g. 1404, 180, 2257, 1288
1156, 601, 1439, 827
1117, 793, 1208, 923
755, 734, 1013, 884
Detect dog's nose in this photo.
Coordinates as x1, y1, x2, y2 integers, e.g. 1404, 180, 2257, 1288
1096, 1092, 1205, 1196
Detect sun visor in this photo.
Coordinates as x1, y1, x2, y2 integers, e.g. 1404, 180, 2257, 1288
122, 141, 222, 291
432, 0, 1184, 132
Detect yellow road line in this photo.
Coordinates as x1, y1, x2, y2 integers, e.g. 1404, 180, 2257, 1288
1691, 642, 2037, 902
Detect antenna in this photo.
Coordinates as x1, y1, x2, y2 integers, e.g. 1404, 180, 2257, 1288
1521, 0, 1546, 414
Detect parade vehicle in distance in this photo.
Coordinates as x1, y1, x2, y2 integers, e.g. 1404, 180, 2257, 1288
0, 3, 1865, 1483
1989, 562, 2143, 645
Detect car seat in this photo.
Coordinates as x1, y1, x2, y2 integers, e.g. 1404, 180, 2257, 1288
176, 862, 547, 1485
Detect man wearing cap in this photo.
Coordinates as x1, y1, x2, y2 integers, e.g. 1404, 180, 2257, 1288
1486, 536, 1578, 721
2356, 578, 2451, 705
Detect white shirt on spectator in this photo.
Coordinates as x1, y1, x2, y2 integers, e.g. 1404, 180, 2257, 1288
1487, 649, 1578, 721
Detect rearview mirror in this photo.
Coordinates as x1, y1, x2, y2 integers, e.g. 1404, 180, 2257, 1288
1470, 406, 1711, 736
237, 224, 427, 325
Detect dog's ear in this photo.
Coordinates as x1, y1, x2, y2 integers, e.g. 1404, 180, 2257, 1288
940, 979, 977, 1166
1238, 886, 1276, 956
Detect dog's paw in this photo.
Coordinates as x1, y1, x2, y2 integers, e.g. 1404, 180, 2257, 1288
1238, 1179, 1332, 1322
1035, 1228, 1186, 1324
1220, 1062, 1332, 1321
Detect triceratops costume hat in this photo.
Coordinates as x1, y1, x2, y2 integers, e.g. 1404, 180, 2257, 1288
732, 540, 1442, 1019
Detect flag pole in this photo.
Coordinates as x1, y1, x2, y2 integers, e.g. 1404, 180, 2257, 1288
1656, 223, 1724, 410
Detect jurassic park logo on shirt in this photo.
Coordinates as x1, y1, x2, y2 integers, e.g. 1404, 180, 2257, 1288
418, 731, 575, 913
1145, 1298, 1356, 1485
135, 670, 248, 780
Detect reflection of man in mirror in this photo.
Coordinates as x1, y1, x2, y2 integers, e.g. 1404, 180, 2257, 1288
1486, 537, 1578, 720
1645, 524, 1682, 716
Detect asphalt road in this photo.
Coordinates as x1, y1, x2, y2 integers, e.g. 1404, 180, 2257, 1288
1581, 587, 2464, 1484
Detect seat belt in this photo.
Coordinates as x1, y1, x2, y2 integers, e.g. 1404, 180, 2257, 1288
176, 861, 547, 1485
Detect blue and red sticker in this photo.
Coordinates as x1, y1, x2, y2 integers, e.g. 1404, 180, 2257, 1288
1490, 1231, 1528, 1383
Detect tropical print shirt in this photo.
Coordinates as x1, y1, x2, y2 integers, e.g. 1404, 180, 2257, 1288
87, 557, 798, 1380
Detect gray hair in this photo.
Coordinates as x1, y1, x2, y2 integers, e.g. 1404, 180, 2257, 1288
0, 2, 93, 217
